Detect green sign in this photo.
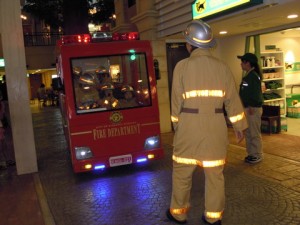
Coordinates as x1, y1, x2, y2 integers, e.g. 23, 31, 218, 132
0, 58, 4, 67
192, 0, 263, 20
285, 62, 300, 73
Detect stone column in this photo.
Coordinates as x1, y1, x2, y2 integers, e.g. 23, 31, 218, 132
131, 0, 172, 133
131, 0, 157, 40
0, 0, 38, 174
113, 0, 136, 32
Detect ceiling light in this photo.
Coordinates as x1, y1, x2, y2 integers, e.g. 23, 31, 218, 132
219, 31, 228, 35
287, 14, 298, 19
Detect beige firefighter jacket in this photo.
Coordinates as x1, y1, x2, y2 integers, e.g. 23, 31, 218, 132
171, 48, 248, 161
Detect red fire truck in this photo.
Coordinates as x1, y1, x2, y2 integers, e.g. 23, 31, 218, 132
56, 32, 164, 173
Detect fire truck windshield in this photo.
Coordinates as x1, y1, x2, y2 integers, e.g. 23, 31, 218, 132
71, 53, 151, 114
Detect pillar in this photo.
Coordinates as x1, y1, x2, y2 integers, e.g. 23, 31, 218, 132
131, 0, 172, 132
0, 0, 38, 174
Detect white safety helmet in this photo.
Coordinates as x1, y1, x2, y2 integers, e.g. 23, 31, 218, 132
95, 66, 108, 75
183, 20, 216, 49
101, 83, 115, 90
73, 66, 82, 76
121, 85, 134, 92
79, 72, 96, 86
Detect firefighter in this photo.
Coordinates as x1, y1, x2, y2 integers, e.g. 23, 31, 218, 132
72, 66, 82, 76
119, 85, 138, 108
75, 72, 101, 110
100, 83, 119, 109
166, 20, 248, 225
95, 66, 111, 84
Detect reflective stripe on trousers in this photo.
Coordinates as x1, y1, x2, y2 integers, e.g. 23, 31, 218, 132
170, 156, 225, 223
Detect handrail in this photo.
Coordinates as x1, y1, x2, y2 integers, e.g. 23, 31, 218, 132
23, 32, 63, 47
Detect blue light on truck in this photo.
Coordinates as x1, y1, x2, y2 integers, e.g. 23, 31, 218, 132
94, 165, 106, 170
137, 158, 147, 163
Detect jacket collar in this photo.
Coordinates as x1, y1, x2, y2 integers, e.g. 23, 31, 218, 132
190, 48, 212, 57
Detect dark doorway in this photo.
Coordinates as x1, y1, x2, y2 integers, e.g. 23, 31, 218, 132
166, 42, 189, 130
166, 42, 189, 104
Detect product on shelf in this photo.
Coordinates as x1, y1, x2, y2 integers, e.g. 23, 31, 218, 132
265, 81, 282, 89
263, 92, 281, 100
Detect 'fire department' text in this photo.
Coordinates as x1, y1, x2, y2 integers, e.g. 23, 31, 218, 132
93, 124, 141, 140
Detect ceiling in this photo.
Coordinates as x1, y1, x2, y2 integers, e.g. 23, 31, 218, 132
207, 0, 300, 38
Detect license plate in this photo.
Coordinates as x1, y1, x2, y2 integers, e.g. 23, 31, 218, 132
109, 154, 132, 167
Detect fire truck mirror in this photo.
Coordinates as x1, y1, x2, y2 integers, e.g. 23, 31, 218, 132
154, 59, 161, 81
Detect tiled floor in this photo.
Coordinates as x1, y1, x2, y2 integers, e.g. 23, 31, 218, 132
0, 103, 44, 225
0, 103, 299, 225
0, 168, 45, 225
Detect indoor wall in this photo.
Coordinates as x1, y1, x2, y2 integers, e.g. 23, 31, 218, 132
216, 34, 247, 87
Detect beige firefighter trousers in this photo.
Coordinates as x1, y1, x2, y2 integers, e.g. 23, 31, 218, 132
170, 161, 225, 223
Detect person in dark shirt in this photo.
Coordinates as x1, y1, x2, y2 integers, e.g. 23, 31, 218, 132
0, 75, 8, 101
238, 53, 264, 164
0, 80, 15, 169
37, 83, 48, 106
0, 75, 9, 124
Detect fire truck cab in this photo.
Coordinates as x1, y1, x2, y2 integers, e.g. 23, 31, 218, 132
56, 32, 164, 173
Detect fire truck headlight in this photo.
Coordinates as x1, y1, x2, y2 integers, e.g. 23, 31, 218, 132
75, 147, 93, 160
144, 136, 160, 150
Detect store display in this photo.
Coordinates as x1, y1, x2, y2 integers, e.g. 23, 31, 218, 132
265, 81, 282, 89
261, 50, 287, 132
261, 116, 288, 133
286, 94, 300, 107
263, 92, 281, 100
261, 51, 286, 116
287, 106, 300, 118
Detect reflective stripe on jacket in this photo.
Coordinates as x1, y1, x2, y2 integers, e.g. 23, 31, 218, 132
171, 48, 248, 161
